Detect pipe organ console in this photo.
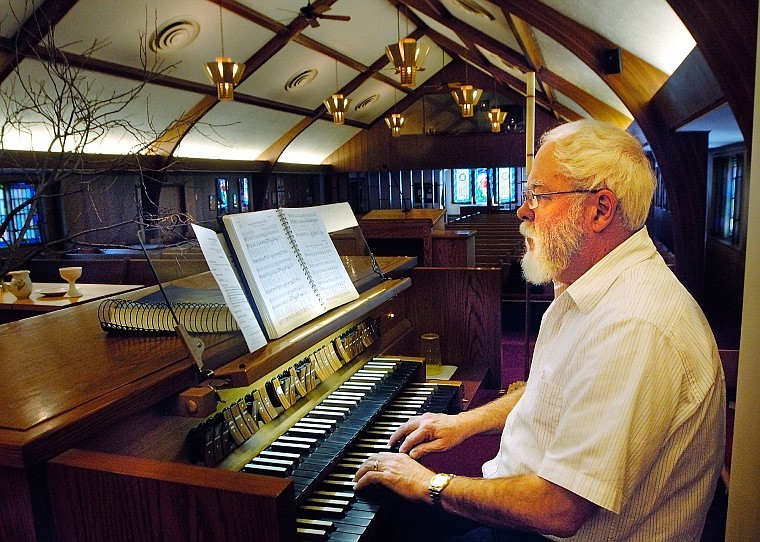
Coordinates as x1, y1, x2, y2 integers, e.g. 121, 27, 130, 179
0, 257, 501, 542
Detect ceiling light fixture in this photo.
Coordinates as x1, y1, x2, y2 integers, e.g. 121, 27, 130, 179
385, 89, 406, 137
452, 84, 482, 117
385, 113, 406, 137
486, 107, 507, 132
385, 7, 428, 87
324, 59, 350, 124
386, 38, 429, 87
450, 63, 482, 117
203, 6, 245, 101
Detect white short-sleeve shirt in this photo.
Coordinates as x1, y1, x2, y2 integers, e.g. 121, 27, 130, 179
482, 228, 725, 541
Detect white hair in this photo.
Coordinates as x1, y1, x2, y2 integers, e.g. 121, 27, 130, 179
540, 119, 657, 231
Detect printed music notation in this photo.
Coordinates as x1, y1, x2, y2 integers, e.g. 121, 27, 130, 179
194, 206, 359, 340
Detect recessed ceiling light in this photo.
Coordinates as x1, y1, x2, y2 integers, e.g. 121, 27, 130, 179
149, 17, 200, 53
354, 94, 380, 110
285, 67, 319, 91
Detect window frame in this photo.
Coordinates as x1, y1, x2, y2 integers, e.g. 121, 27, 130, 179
708, 146, 746, 249
0, 181, 43, 247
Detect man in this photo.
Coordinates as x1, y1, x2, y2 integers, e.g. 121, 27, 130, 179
353, 119, 725, 541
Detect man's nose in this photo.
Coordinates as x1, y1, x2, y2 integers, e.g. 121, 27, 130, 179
517, 199, 533, 221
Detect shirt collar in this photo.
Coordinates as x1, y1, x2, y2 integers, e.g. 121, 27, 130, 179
563, 227, 658, 313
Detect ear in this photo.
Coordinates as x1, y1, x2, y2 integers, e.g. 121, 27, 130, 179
589, 189, 618, 232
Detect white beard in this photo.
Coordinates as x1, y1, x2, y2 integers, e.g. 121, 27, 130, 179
520, 224, 554, 284
519, 202, 587, 285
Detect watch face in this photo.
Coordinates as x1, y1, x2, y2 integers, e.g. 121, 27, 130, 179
431, 473, 451, 489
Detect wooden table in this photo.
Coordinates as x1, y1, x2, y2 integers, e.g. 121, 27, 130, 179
1, 282, 143, 322
359, 209, 446, 266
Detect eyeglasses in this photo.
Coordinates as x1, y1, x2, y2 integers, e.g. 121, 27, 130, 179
521, 188, 601, 209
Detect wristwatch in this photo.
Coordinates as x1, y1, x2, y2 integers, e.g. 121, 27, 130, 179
428, 473, 455, 507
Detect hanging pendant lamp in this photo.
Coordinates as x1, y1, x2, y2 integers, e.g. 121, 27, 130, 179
386, 38, 429, 87
203, 6, 245, 101
386, 6, 428, 87
450, 61, 482, 117
486, 107, 507, 132
451, 84, 482, 117
385, 88, 406, 137
324, 59, 351, 124
385, 113, 406, 137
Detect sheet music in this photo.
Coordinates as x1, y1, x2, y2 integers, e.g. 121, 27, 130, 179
280, 207, 359, 310
223, 210, 323, 337
191, 224, 267, 352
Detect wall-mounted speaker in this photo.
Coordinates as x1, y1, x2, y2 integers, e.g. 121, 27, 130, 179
603, 48, 622, 75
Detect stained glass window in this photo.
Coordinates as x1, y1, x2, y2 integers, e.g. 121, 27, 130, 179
1, 182, 42, 246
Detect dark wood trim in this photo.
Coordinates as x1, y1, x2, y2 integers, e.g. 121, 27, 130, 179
667, 0, 757, 147
0, 0, 78, 82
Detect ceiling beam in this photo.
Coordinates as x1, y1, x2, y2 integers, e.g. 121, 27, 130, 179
398, 0, 630, 125
148, 0, 340, 158
489, 0, 668, 117
666, 0, 756, 146
404, 2, 628, 126
257, 45, 398, 164
0, 0, 79, 82
504, 14, 560, 120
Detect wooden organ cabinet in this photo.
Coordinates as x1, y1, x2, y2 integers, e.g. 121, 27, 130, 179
0, 256, 501, 542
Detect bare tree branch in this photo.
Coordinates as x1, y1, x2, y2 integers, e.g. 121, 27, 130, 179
0, 2, 202, 277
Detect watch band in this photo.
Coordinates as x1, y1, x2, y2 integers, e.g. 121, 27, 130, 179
428, 473, 455, 507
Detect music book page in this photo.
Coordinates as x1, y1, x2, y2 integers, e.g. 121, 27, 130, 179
279, 207, 359, 310
220, 206, 358, 339
192, 223, 267, 352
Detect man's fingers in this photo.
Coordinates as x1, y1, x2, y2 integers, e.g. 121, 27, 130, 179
388, 416, 421, 447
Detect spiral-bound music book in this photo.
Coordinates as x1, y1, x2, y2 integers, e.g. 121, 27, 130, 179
98, 284, 239, 334
216, 206, 359, 340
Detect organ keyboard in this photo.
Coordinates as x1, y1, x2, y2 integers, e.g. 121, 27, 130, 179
17, 261, 501, 542
200, 353, 459, 541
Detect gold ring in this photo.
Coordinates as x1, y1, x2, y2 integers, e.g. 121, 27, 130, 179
373, 460, 379, 471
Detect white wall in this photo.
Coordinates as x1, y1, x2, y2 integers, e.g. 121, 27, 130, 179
724, 5, 760, 539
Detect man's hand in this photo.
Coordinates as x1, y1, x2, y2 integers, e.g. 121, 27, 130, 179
353, 452, 434, 503
389, 412, 468, 459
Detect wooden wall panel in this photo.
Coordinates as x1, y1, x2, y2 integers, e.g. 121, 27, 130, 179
0, 467, 37, 542
48, 449, 295, 542
402, 267, 502, 389
325, 107, 561, 172
652, 49, 724, 128
667, 0, 757, 146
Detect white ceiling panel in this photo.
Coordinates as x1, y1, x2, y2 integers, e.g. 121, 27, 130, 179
677, 102, 744, 149
534, 28, 631, 118
409, 7, 466, 49
236, 41, 358, 109
345, 79, 398, 124
280, 119, 361, 165
1, 0, 45, 38
175, 103, 304, 160
553, 90, 592, 120
541, 0, 695, 75
440, 0, 521, 51
477, 46, 526, 83
239, 0, 310, 23
49, 0, 274, 84
0, 60, 199, 154
303, 1, 406, 66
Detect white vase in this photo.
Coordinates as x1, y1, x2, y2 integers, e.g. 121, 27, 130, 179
2, 270, 33, 299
